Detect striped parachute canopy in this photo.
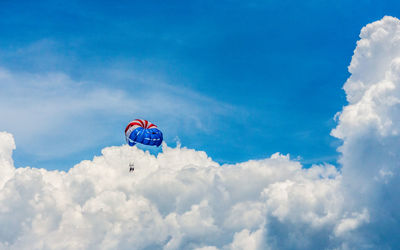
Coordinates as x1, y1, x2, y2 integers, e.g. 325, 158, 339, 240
125, 119, 163, 147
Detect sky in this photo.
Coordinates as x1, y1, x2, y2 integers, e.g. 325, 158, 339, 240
1, 0, 400, 169
2, 1, 400, 250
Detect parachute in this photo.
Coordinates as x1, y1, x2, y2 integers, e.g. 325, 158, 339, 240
125, 119, 163, 147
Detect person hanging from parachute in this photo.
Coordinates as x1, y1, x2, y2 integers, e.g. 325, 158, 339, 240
125, 119, 163, 172
129, 162, 134, 172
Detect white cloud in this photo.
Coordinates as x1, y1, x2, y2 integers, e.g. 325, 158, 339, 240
0, 132, 15, 189
1, 15, 400, 249
227, 229, 265, 250
331, 15, 400, 247
334, 209, 369, 237
0, 133, 345, 249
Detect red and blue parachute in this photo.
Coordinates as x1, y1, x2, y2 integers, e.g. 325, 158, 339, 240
125, 119, 163, 147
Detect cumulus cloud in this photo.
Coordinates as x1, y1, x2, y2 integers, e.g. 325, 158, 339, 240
331, 15, 400, 248
1, 15, 400, 249
0, 132, 346, 249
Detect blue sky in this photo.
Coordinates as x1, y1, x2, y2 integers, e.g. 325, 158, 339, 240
1, 0, 400, 170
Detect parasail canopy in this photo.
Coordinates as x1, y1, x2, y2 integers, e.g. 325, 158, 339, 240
125, 119, 163, 147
